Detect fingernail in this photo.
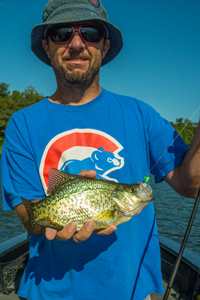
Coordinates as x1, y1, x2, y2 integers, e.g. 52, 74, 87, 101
86, 222, 95, 232
68, 223, 77, 233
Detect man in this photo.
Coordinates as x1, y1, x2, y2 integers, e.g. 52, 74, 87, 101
1, 0, 200, 299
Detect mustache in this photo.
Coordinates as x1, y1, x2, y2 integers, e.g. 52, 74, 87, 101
62, 53, 91, 61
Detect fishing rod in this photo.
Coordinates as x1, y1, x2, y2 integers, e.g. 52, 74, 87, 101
163, 188, 200, 300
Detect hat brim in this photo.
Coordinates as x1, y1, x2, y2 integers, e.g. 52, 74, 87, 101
31, 10, 123, 67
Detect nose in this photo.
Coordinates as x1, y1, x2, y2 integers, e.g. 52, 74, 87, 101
68, 31, 85, 50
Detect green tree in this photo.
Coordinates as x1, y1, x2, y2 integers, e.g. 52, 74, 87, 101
11, 90, 21, 102
170, 118, 198, 147
0, 82, 10, 98
20, 86, 44, 108
0, 83, 44, 142
0, 109, 14, 136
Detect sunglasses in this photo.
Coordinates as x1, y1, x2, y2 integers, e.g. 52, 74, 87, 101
47, 24, 105, 44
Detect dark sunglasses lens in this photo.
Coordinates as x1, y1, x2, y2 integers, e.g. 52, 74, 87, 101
81, 26, 103, 43
50, 26, 73, 43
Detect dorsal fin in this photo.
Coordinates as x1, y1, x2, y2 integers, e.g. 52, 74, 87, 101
47, 168, 77, 194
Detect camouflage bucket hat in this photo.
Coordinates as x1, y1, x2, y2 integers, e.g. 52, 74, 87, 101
31, 0, 123, 67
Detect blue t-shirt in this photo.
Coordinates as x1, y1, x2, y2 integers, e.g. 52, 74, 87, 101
1, 89, 188, 300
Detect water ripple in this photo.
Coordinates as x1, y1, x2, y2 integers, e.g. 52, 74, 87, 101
151, 176, 200, 255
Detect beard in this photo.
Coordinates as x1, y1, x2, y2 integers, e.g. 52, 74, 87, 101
52, 53, 102, 88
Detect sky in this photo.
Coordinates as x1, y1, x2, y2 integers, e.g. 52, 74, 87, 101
0, 0, 200, 123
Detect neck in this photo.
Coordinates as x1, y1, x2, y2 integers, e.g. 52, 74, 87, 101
48, 74, 102, 105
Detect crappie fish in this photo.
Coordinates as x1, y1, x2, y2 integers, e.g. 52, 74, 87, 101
22, 168, 155, 237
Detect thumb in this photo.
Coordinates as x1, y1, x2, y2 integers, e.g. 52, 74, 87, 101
79, 170, 97, 178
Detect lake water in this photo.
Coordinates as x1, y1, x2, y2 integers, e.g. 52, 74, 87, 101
0, 159, 200, 255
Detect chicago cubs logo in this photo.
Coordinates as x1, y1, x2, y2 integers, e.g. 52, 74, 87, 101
87, 0, 100, 7
39, 129, 124, 194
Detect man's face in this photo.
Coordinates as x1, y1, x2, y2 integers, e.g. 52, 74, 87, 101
42, 21, 110, 87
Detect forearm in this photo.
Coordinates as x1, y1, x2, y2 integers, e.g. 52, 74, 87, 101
15, 202, 45, 235
177, 121, 200, 198
165, 121, 200, 198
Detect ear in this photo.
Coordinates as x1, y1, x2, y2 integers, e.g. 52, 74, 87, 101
42, 38, 50, 58
102, 39, 110, 59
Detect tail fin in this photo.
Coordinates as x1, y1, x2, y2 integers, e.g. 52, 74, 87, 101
21, 198, 37, 238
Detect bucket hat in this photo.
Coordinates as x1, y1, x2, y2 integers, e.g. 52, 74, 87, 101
31, 0, 123, 67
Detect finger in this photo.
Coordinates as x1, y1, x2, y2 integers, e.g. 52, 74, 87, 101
45, 228, 57, 240
31, 198, 43, 203
95, 225, 117, 236
79, 170, 97, 178
45, 223, 77, 241
56, 223, 77, 241
73, 221, 95, 243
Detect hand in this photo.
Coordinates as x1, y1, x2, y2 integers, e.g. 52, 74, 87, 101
45, 170, 117, 243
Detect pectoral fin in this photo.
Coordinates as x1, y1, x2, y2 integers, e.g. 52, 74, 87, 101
93, 209, 117, 222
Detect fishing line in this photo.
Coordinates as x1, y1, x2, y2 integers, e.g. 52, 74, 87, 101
145, 105, 200, 180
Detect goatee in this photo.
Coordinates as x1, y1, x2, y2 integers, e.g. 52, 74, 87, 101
59, 65, 100, 87
53, 55, 102, 87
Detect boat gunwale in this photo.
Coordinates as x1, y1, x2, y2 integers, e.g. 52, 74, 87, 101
159, 235, 200, 274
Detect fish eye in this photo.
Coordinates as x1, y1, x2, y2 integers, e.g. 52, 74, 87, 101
131, 188, 135, 192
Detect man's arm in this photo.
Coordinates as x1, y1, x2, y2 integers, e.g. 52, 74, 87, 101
15, 170, 117, 243
164, 121, 200, 198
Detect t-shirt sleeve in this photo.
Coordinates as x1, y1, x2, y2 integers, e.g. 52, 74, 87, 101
1, 114, 45, 210
148, 112, 189, 183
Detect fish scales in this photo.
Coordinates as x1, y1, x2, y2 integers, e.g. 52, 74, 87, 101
37, 189, 116, 230
22, 168, 155, 237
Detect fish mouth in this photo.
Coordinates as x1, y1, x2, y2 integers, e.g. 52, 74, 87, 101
137, 181, 155, 202
126, 182, 154, 216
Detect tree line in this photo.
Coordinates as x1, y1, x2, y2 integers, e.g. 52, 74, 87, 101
0, 82, 44, 148
170, 118, 198, 147
0, 82, 198, 149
